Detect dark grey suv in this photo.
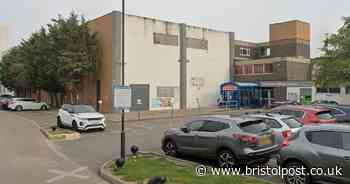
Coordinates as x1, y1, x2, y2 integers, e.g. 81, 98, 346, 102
162, 115, 281, 167
278, 125, 350, 184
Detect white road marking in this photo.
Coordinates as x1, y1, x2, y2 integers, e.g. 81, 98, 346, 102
46, 167, 90, 183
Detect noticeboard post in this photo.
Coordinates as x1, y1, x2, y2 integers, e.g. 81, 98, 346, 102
114, 86, 131, 110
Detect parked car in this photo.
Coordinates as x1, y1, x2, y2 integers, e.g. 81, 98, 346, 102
277, 124, 350, 184
7, 98, 49, 111
311, 100, 339, 106
271, 105, 336, 124
313, 104, 350, 123
57, 104, 106, 131
244, 113, 303, 145
271, 100, 300, 108
0, 94, 14, 109
162, 115, 281, 167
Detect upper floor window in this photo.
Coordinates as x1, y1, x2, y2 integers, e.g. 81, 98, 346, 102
235, 65, 243, 75
240, 47, 251, 57
264, 63, 273, 73
244, 64, 253, 74
254, 64, 264, 73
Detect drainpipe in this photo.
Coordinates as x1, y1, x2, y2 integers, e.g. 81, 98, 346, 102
179, 23, 188, 110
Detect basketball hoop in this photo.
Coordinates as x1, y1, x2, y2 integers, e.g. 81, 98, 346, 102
191, 77, 205, 90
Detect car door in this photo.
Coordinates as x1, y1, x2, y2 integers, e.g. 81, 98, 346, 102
175, 120, 204, 155
307, 131, 344, 182
60, 106, 73, 126
29, 99, 39, 110
338, 132, 350, 183
192, 120, 229, 157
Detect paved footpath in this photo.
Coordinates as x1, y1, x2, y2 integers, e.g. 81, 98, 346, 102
0, 111, 108, 184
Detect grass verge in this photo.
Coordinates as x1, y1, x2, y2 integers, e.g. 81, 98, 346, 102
111, 154, 270, 184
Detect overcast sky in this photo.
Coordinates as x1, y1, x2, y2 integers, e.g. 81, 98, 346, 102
1, 0, 349, 57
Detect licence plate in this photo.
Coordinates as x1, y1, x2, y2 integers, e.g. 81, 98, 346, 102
259, 135, 272, 145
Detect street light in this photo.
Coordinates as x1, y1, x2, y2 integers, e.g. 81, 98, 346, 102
120, 0, 126, 160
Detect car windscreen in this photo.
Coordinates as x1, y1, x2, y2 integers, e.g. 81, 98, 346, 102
316, 111, 335, 120
73, 105, 96, 113
281, 118, 302, 128
238, 120, 269, 134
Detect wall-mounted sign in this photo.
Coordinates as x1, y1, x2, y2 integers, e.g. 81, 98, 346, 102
114, 86, 131, 109
152, 97, 174, 108
223, 84, 237, 91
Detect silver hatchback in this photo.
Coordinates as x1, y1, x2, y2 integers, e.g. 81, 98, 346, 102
162, 115, 281, 167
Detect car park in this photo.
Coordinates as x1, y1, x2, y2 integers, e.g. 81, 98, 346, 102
271, 105, 336, 125
244, 113, 303, 146
57, 104, 106, 131
271, 100, 300, 108
311, 100, 339, 106
7, 98, 49, 111
313, 104, 350, 123
277, 124, 350, 184
162, 115, 281, 167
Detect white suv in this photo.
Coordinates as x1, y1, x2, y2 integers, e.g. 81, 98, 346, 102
57, 104, 106, 131
8, 98, 49, 111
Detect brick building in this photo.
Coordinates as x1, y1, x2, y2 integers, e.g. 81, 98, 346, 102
233, 20, 313, 103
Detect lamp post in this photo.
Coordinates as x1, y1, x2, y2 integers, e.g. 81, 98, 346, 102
120, 0, 126, 160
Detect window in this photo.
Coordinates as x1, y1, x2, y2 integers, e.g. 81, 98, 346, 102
316, 88, 328, 93
235, 65, 243, 75
264, 63, 273, 73
157, 87, 176, 97
306, 131, 342, 149
281, 118, 302, 128
239, 120, 268, 134
240, 47, 251, 57
198, 121, 230, 132
254, 64, 264, 74
346, 87, 350, 95
341, 132, 350, 151
244, 64, 253, 74
329, 108, 344, 115
329, 88, 340, 94
316, 111, 335, 120
263, 119, 282, 128
266, 48, 271, 56
316, 88, 340, 94
186, 120, 205, 131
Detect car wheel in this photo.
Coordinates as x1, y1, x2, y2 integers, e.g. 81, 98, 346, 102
218, 149, 237, 168
163, 140, 178, 157
15, 105, 23, 112
283, 162, 311, 184
72, 121, 79, 132
41, 105, 48, 110
57, 117, 64, 128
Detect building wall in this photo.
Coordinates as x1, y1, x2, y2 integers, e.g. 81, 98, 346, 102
270, 20, 310, 42
86, 13, 115, 112
123, 15, 180, 110
287, 61, 311, 81
122, 15, 230, 110
235, 57, 311, 82
187, 27, 230, 108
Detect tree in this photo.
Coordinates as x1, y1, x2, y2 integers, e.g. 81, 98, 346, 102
316, 17, 350, 87
47, 12, 99, 104
0, 12, 99, 106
